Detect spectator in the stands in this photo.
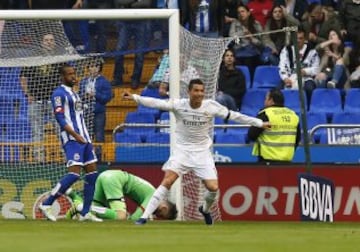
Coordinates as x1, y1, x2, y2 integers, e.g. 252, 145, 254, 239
85, 0, 114, 53
222, 0, 244, 37
79, 58, 113, 144
229, 4, 264, 79
273, 0, 308, 22
263, 4, 300, 65
247, 0, 274, 28
338, 0, 360, 45
278, 28, 320, 104
112, 0, 153, 89
348, 37, 360, 88
147, 49, 169, 89
315, 29, 348, 89
180, 0, 223, 38
20, 33, 62, 162
216, 48, 246, 111
301, 3, 342, 46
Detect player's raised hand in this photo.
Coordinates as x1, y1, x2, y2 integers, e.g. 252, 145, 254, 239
262, 121, 271, 129
122, 91, 134, 100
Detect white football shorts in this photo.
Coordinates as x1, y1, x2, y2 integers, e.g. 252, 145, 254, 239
162, 147, 218, 180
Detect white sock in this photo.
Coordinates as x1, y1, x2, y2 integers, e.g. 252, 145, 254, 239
141, 185, 168, 219
202, 190, 218, 213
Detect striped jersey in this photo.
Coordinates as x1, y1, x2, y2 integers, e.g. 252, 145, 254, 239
51, 84, 91, 145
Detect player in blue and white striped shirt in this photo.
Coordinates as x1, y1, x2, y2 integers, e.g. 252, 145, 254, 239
39, 64, 101, 222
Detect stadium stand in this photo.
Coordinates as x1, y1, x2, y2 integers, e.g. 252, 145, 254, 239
309, 88, 342, 121
215, 132, 247, 144
282, 89, 307, 114
252, 65, 282, 89
145, 132, 170, 144
235, 65, 251, 89
344, 88, 360, 113
240, 89, 267, 116
114, 132, 142, 143
305, 111, 328, 143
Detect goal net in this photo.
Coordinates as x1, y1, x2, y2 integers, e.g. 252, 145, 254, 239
1, 10, 296, 222
0, 18, 104, 219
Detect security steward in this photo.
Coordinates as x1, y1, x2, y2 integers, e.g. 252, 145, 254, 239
247, 88, 301, 163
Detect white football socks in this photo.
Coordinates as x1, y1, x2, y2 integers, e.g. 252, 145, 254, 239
202, 190, 218, 213
141, 185, 168, 219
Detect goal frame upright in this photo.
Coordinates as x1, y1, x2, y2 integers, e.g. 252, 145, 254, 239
0, 9, 183, 219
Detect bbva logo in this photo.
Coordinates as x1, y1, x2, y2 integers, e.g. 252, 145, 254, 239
298, 174, 334, 222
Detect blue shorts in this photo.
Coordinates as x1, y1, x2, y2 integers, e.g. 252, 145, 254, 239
63, 141, 97, 167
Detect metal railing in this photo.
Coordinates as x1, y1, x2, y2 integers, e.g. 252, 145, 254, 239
309, 124, 360, 145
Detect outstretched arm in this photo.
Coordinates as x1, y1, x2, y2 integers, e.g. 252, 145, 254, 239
123, 91, 174, 111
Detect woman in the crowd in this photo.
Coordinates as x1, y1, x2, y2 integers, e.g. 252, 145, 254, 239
263, 4, 300, 65
229, 4, 264, 78
315, 29, 347, 89
216, 48, 246, 111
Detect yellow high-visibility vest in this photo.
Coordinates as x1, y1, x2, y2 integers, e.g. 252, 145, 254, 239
252, 106, 299, 161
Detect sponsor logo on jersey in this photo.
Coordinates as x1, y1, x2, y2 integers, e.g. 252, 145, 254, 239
54, 96, 62, 106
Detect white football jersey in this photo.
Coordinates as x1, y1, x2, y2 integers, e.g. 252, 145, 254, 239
133, 95, 264, 151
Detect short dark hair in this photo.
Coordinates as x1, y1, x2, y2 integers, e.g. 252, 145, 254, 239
88, 58, 104, 72
165, 201, 178, 220
188, 79, 204, 90
59, 63, 74, 76
268, 88, 284, 106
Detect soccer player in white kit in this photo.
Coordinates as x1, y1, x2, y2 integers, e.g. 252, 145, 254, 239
123, 79, 271, 225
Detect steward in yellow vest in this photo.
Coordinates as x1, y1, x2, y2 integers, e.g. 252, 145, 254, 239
247, 89, 301, 163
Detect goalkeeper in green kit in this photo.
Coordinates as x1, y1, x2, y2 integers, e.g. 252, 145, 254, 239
65, 169, 178, 221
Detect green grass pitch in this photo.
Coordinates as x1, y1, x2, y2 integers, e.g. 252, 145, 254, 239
0, 220, 359, 252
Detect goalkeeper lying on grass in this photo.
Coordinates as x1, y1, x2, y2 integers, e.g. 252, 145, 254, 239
65, 170, 178, 221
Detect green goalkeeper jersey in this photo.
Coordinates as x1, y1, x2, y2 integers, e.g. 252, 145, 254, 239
93, 169, 155, 220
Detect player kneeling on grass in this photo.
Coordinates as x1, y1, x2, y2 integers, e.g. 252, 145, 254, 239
65, 170, 178, 221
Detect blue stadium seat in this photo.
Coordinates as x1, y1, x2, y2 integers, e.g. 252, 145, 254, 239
319, 132, 330, 144
137, 105, 161, 120
235, 65, 251, 89
146, 132, 170, 143
114, 132, 142, 143
7, 118, 32, 142
140, 87, 161, 98
240, 89, 267, 116
331, 112, 360, 124
159, 111, 169, 121
124, 111, 156, 141
215, 132, 246, 144
157, 111, 170, 133
0, 95, 16, 122
344, 88, 360, 113
309, 89, 343, 121
252, 65, 282, 89
214, 116, 226, 134
282, 89, 307, 114
305, 111, 328, 143
225, 119, 249, 142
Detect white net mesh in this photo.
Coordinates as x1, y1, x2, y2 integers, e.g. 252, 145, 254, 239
0, 19, 101, 219
179, 27, 233, 221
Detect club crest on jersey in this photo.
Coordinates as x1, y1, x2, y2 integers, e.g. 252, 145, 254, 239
75, 101, 83, 111
74, 153, 80, 161
54, 96, 62, 106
